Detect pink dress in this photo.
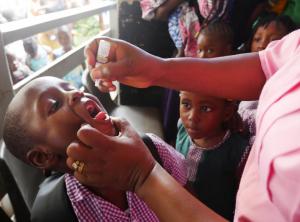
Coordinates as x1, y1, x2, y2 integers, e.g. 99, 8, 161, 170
235, 30, 300, 221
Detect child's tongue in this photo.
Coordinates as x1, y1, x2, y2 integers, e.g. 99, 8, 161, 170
94, 111, 107, 121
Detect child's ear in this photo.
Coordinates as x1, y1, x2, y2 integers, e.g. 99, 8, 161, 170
26, 146, 56, 169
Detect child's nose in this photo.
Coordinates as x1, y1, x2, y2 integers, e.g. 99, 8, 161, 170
259, 38, 269, 50
188, 110, 199, 122
68, 90, 84, 106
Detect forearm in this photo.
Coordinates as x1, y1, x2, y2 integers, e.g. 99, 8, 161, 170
136, 164, 227, 222
160, 0, 184, 13
156, 53, 266, 100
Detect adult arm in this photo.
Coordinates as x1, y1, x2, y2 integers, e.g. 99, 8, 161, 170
66, 118, 227, 222
155, 0, 184, 21
86, 37, 266, 100
137, 164, 227, 222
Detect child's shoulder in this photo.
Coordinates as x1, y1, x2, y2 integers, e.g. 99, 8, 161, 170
228, 131, 249, 146
224, 131, 250, 162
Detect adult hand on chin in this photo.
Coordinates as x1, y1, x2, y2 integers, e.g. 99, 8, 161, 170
66, 117, 156, 193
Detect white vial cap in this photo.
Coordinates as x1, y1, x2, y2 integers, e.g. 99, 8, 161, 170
96, 40, 110, 64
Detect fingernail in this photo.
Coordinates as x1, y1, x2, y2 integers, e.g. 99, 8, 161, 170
95, 79, 100, 88
92, 70, 101, 79
102, 81, 110, 87
101, 66, 110, 77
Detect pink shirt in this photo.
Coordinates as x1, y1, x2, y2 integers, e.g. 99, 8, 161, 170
65, 133, 186, 222
235, 29, 300, 222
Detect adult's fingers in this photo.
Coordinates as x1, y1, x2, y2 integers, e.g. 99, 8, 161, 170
90, 58, 131, 81
94, 79, 116, 92
84, 38, 98, 68
111, 117, 135, 137
76, 124, 113, 150
84, 37, 115, 69
66, 141, 93, 162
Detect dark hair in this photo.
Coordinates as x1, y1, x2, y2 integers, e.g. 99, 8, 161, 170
3, 108, 34, 163
23, 37, 38, 57
243, 13, 296, 52
199, 20, 234, 47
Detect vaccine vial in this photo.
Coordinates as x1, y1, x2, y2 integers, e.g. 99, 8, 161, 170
95, 40, 110, 88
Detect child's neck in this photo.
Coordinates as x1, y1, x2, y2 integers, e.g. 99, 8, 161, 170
193, 129, 227, 149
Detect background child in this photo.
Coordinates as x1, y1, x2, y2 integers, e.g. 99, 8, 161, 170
3, 76, 186, 221
238, 13, 296, 139
53, 26, 83, 89
196, 20, 233, 58
176, 21, 249, 221
243, 13, 296, 53
6, 51, 32, 84
23, 37, 50, 72
53, 26, 73, 59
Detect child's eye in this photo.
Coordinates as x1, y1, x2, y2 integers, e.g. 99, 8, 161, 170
48, 100, 60, 115
253, 37, 261, 42
200, 105, 212, 112
181, 102, 191, 109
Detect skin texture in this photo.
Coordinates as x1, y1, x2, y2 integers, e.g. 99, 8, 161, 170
154, 0, 184, 21
179, 91, 233, 148
197, 33, 231, 58
8, 77, 133, 209
87, 37, 265, 100
65, 37, 268, 221
251, 21, 288, 52
8, 77, 113, 172
57, 29, 72, 53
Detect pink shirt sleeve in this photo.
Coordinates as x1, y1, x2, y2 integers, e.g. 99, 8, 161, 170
257, 29, 300, 221
259, 30, 300, 80
147, 133, 187, 186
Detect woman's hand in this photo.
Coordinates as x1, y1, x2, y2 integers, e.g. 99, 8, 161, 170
66, 117, 156, 192
85, 37, 164, 92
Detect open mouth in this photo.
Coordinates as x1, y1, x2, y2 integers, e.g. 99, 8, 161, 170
85, 100, 101, 118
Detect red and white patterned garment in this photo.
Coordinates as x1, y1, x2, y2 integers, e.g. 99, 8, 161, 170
65, 133, 186, 222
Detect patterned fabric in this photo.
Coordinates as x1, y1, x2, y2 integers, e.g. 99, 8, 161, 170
140, 0, 200, 56
238, 100, 257, 137
176, 119, 249, 220
66, 133, 186, 222
140, 0, 167, 21
198, 0, 234, 22
168, 8, 183, 48
178, 2, 201, 57
185, 130, 230, 182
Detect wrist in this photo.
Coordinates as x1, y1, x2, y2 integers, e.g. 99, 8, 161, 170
151, 57, 168, 87
135, 163, 162, 197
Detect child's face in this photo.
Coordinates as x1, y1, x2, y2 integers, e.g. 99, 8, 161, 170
7, 53, 17, 72
251, 21, 288, 52
24, 42, 38, 58
57, 31, 71, 49
179, 91, 231, 140
197, 33, 231, 58
16, 77, 111, 172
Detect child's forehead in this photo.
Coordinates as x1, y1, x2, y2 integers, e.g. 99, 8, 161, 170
21, 77, 68, 97
198, 33, 223, 45
181, 91, 216, 99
